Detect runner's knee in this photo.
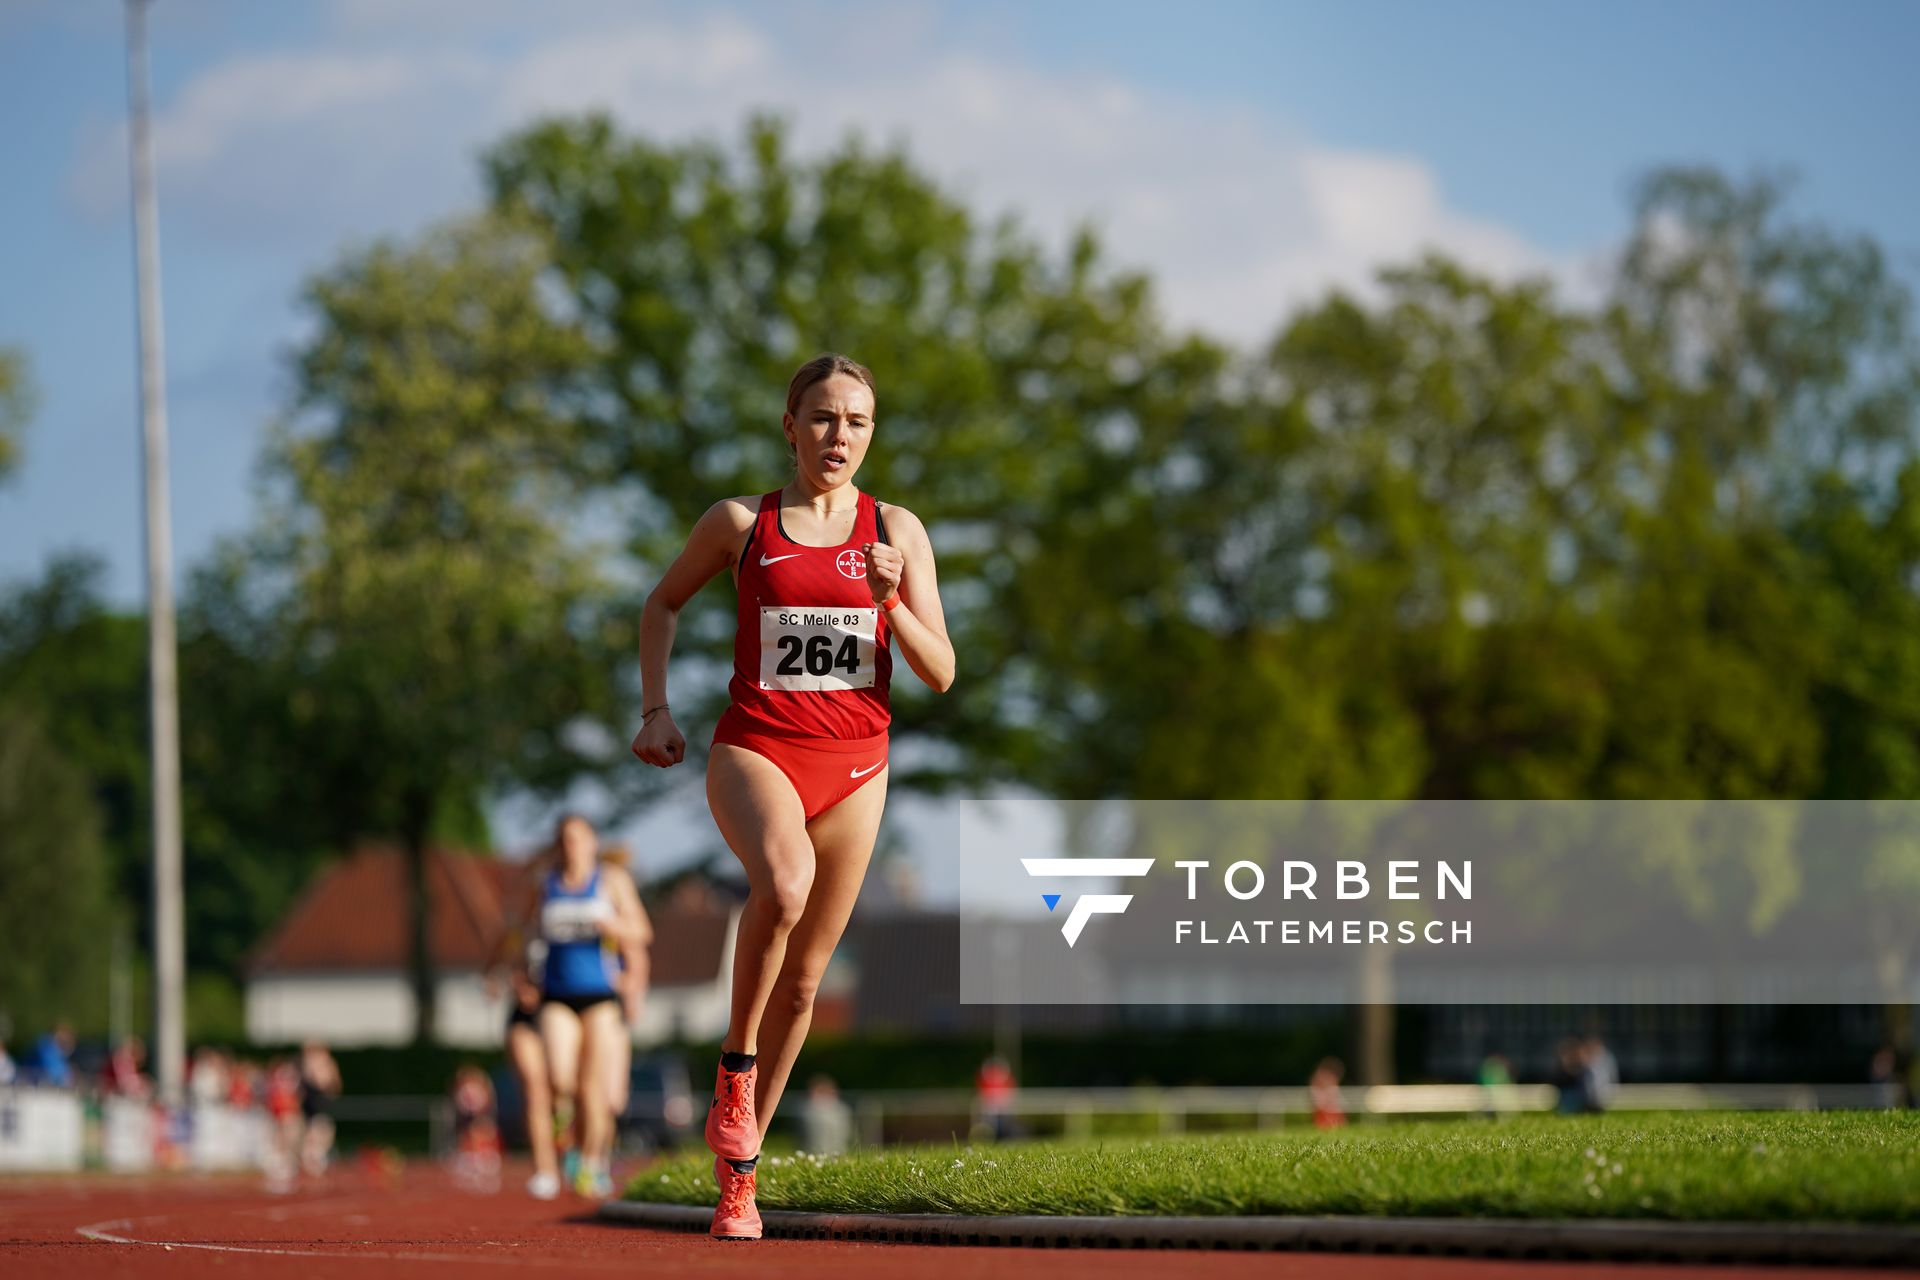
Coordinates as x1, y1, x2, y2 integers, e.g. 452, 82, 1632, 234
779, 969, 823, 1019
762, 862, 815, 929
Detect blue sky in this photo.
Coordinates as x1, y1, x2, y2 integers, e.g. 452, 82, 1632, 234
3, 0, 1916, 605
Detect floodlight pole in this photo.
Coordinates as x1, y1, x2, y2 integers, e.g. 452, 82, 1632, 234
125, 0, 185, 1108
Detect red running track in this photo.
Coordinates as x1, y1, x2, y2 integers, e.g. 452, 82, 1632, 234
0, 1162, 1892, 1279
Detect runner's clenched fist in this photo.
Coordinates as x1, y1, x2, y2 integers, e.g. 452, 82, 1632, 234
863, 540, 904, 605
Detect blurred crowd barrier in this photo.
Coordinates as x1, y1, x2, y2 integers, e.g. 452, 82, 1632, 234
0, 1086, 273, 1172
2, 1080, 1899, 1167
0, 1086, 84, 1170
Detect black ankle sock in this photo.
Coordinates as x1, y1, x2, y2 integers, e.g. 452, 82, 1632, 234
727, 1155, 759, 1174
720, 1051, 756, 1072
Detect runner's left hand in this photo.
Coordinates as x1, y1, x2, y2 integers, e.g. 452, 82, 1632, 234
863, 541, 903, 606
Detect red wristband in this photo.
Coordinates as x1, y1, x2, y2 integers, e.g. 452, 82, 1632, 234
881, 593, 902, 613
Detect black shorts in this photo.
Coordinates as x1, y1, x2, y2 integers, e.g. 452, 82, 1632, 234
541, 992, 619, 1017
506, 1002, 540, 1032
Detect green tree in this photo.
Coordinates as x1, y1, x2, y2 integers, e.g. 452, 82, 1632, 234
1594, 168, 1918, 805
1796, 462, 1920, 1066
0, 709, 116, 1038
175, 554, 343, 980
243, 212, 617, 1042
1056, 171, 1913, 1076
0, 555, 339, 993
0, 345, 31, 479
0, 555, 150, 914
1601, 170, 1920, 1069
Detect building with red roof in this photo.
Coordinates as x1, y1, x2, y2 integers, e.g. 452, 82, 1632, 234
244, 845, 738, 1047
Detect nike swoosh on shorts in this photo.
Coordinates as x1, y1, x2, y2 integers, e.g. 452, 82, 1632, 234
850, 762, 883, 778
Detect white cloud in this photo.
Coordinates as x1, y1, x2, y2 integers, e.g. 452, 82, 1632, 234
70, 46, 493, 249
69, 1, 1575, 343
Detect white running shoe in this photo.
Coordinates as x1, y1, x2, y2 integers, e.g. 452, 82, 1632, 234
526, 1170, 561, 1200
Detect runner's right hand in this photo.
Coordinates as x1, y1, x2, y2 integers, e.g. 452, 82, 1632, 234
632, 712, 686, 768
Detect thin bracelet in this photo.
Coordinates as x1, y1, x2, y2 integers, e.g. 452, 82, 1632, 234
642, 702, 670, 722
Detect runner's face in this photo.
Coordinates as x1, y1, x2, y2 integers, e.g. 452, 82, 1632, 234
785, 375, 875, 490
559, 819, 597, 873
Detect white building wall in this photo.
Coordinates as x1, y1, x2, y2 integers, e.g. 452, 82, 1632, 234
434, 973, 510, 1047
251, 910, 741, 1049
632, 983, 731, 1045
246, 971, 509, 1048
632, 906, 739, 1045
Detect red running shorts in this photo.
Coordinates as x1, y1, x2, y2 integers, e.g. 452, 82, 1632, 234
711, 707, 889, 822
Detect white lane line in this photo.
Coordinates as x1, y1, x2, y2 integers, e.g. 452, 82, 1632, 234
75, 1214, 530, 1265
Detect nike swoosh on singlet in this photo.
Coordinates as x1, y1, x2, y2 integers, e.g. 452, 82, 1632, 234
759, 553, 804, 566
849, 762, 883, 778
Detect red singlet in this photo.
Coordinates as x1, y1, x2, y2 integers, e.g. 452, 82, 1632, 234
712, 489, 894, 819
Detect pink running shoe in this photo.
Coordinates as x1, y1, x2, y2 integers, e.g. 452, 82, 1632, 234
704, 1060, 759, 1161
711, 1155, 762, 1241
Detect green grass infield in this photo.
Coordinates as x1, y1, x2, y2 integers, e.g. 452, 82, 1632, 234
624, 1112, 1920, 1223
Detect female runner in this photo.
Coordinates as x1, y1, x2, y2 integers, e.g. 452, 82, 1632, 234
631, 353, 955, 1239
535, 814, 651, 1198
488, 851, 561, 1199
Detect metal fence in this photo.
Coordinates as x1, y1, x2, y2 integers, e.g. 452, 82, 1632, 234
843, 1082, 1895, 1147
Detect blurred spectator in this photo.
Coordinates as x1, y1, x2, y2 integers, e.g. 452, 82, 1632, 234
452, 1065, 498, 1143
450, 1064, 502, 1192
265, 1057, 301, 1190
800, 1074, 852, 1155
975, 1054, 1017, 1141
102, 1035, 151, 1100
1309, 1056, 1346, 1129
1580, 1034, 1617, 1114
0, 1041, 15, 1085
28, 1021, 74, 1087
297, 1040, 342, 1176
1477, 1053, 1515, 1119
1870, 1046, 1901, 1109
189, 1047, 231, 1109
229, 1058, 263, 1109
1552, 1037, 1587, 1114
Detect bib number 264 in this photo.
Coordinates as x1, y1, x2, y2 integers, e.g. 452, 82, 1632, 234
759, 607, 878, 691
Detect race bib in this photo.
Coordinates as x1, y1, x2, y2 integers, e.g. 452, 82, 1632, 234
541, 895, 609, 944
759, 606, 878, 691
